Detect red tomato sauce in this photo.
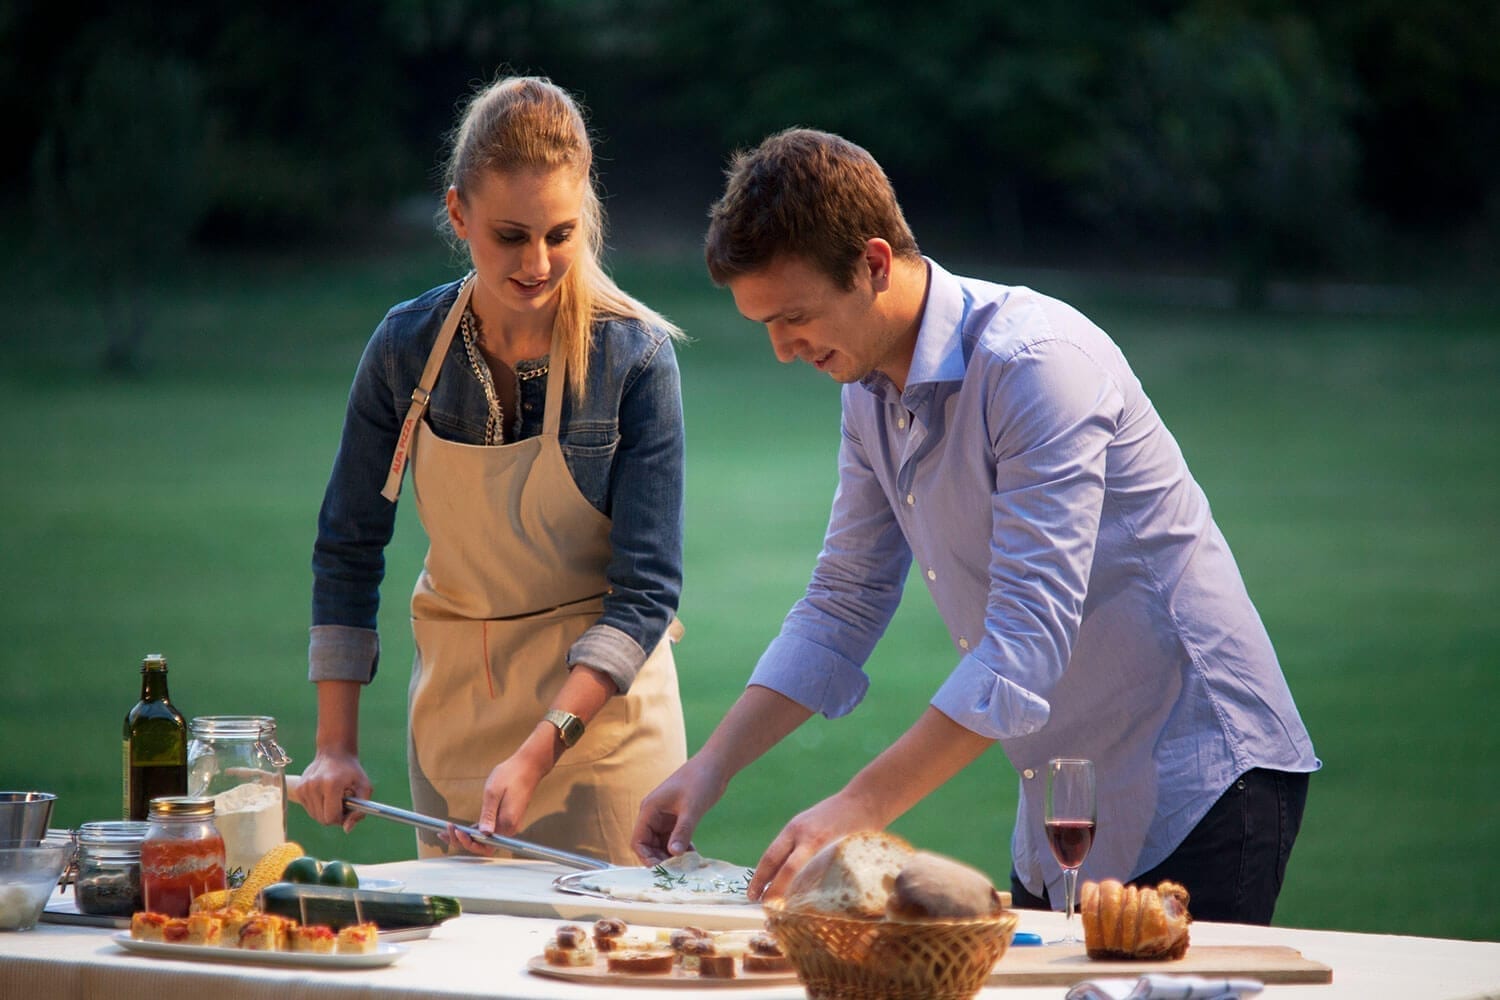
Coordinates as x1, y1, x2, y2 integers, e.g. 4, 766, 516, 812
140, 835, 226, 917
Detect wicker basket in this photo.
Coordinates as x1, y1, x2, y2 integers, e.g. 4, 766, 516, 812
763, 900, 1019, 1000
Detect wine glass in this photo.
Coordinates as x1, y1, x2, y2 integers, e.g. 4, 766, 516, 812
1044, 757, 1096, 945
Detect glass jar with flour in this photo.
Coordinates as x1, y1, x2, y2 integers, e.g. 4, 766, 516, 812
187, 715, 292, 879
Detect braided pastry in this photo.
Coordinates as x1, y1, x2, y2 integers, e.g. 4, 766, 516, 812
1079, 879, 1191, 960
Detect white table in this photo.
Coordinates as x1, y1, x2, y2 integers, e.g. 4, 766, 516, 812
4, 858, 1497, 1000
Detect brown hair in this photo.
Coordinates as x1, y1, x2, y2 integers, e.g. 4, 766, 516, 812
705, 128, 920, 290
443, 76, 680, 396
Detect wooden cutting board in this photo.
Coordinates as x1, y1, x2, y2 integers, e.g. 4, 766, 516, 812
989, 943, 1332, 986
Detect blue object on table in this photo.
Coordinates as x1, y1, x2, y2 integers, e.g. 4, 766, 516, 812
1012, 932, 1043, 946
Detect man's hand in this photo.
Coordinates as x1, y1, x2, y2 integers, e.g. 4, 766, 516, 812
748, 707, 999, 901
631, 756, 728, 863
746, 790, 886, 902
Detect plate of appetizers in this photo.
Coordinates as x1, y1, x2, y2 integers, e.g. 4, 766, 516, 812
527, 919, 797, 987
112, 932, 406, 968
525, 953, 797, 987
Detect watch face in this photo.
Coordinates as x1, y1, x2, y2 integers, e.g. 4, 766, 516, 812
548, 710, 584, 746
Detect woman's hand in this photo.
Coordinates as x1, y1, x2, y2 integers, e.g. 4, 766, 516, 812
295, 749, 372, 833
447, 733, 555, 857
447, 667, 618, 856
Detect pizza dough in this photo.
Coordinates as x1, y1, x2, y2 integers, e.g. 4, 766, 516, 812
567, 852, 755, 904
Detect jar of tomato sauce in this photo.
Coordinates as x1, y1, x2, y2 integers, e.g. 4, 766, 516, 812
140, 796, 226, 917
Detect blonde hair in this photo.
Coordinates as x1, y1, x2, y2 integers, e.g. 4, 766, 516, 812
443, 76, 680, 396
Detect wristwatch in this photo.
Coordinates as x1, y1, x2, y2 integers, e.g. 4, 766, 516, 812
543, 709, 586, 748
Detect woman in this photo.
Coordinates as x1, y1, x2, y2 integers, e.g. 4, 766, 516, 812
296, 76, 688, 864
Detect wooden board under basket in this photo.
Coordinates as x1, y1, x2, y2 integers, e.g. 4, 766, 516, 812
989, 943, 1332, 987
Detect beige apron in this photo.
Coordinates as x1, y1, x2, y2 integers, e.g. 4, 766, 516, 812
383, 278, 686, 864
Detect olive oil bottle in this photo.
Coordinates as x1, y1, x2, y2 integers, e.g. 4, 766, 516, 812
123, 653, 187, 820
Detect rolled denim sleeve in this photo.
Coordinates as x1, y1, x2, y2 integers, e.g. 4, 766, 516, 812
567, 622, 648, 692
308, 624, 381, 683
311, 323, 402, 634
570, 330, 685, 691
747, 404, 911, 717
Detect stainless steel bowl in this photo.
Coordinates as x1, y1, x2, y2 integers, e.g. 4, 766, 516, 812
0, 792, 56, 845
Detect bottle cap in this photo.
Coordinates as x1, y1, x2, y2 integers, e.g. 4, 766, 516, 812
141, 654, 168, 671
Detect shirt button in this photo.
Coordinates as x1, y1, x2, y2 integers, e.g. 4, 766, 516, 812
906, 493, 915, 506
897, 417, 907, 429
958, 637, 969, 650
926, 568, 936, 581
1023, 768, 1036, 780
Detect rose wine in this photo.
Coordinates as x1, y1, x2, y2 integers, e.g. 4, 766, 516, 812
1045, 818, 1096, 869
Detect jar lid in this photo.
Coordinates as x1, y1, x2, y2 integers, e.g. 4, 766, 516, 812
189, 715, 277, 738
78, 820, 149, 846
147, 796, 216, 818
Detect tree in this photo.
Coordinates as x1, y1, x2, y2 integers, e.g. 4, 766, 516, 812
1065, 8, 1364, 305
31, 46, 209, 371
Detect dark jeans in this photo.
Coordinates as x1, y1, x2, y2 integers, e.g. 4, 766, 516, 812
1011, 767, 1310, 925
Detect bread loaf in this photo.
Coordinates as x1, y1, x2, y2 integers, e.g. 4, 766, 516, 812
885, 851, 1003, 921
782, 831, 914, 918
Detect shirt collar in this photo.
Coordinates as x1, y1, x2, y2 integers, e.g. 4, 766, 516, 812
859, 257, 969, 403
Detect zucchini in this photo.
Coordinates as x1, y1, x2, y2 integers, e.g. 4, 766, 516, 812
257, 882, 462, 930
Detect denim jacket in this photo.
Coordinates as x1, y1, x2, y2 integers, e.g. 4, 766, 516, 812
309, 278, 685, 693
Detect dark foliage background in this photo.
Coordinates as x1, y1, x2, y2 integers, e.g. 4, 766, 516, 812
3, 0, 1496, 324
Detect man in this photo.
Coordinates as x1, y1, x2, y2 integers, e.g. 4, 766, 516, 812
633, 128, 1318, 924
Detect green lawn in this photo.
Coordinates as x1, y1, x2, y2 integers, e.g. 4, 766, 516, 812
2, 240, 1496, 942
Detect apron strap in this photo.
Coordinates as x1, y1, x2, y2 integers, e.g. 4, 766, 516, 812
381, 276, 475, 502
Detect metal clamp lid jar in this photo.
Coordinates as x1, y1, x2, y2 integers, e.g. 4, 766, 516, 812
75, 820, 148, 917
187, 715, 291, 878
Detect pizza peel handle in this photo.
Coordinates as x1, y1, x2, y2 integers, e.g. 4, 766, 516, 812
342, 797, 612, 871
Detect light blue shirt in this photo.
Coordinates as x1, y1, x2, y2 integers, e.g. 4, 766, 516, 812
749, 260, 1318, 903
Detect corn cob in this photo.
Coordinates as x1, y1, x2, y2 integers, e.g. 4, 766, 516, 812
189, 888, 234, 914
230, 841, 304, 911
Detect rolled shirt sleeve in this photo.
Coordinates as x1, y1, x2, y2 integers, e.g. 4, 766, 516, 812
927, 337, 1123, 738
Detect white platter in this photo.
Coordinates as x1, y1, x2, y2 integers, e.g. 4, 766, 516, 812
42, 889, 428, 940
112, 932, 406, 968
355, 878, 404, 892
553, 853, 754, 906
